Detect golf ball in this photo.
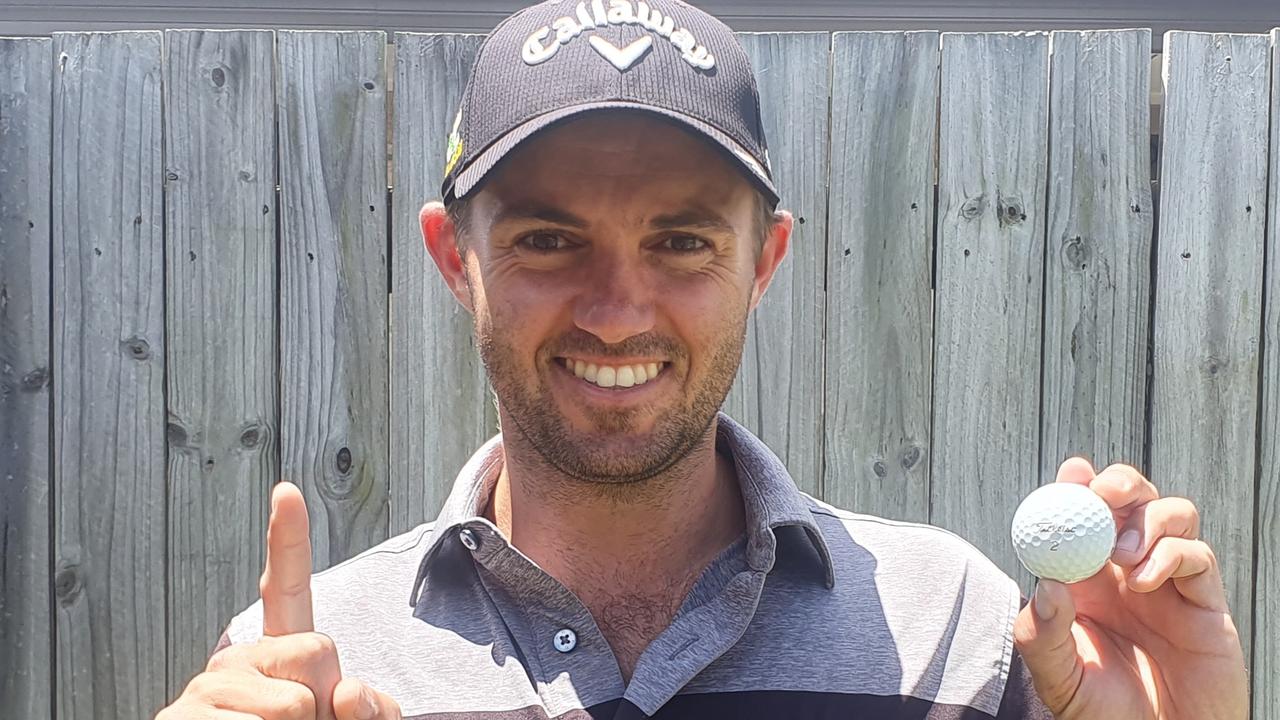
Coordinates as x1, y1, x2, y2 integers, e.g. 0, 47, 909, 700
1011, 483, 1116, 583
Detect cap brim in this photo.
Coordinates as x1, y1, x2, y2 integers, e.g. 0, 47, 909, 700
450, 101, 779, 207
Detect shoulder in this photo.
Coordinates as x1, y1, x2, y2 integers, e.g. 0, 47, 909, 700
741, 495, 1022, 716
806, 493, 1019, 596
802, 493, 1022, 637
224, 522, 438, 646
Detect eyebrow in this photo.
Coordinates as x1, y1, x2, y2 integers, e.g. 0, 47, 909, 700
491, 203, 736, 235
648, 210, 736, 235
492, 202, 589, 229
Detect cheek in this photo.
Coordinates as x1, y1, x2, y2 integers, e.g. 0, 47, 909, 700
655, 272, 751, 353
481, 275, 574, 353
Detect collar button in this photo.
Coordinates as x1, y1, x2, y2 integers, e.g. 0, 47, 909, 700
458, 528, 480, 551
553, 628, 577, 653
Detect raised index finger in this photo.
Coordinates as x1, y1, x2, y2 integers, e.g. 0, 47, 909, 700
260, 481, 315, 636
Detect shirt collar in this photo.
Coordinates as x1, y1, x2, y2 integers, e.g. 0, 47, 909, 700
409, 412, 835, 607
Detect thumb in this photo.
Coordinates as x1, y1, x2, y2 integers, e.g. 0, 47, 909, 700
333, 677, 403, 720
260, 481, 315, 636
1012, 580, 1083, 712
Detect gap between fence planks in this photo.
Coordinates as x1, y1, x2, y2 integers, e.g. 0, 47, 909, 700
0, 35, 53, 720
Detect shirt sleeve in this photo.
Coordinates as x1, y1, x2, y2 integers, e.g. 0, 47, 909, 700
996, 645, 1054, 719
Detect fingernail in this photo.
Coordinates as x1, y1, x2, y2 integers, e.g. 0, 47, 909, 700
1033, 581, 1057, 621
355, 687, 377, 720
1116, 529, 1141, 555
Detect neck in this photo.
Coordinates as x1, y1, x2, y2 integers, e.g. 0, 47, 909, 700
485, 415, 746, 596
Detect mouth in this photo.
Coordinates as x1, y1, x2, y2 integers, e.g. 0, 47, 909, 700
555, 357, 670, 390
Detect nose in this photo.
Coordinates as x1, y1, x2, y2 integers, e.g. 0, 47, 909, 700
572, 250, 656, 345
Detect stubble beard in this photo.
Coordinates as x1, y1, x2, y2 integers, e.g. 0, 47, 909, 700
475, 309, 748, 488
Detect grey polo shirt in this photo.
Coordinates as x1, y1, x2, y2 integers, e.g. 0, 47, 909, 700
219, 414, 1051, 719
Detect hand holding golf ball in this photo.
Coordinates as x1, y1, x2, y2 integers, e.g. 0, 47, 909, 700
1009, 458, 1247, 720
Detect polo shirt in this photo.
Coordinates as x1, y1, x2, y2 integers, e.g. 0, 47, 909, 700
219, 413, 1052, 719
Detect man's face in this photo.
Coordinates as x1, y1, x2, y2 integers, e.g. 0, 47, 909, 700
440, 112, 788, 484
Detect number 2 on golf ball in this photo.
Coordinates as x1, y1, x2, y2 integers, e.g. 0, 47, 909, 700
1011, 483, 1116, 583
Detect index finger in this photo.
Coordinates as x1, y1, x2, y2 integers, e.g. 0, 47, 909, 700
1053, 457, 1159, 510
1086, 462, 1159, 513
260, 481, 315, 636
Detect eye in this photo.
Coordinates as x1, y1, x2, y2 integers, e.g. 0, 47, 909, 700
663, 235, 708, 252
518, 231, 571, 252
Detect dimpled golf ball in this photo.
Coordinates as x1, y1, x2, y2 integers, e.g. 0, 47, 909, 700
1011, 483, 1116, 583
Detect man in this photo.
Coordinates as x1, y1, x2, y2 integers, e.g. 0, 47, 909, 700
157, 1, 1249, 718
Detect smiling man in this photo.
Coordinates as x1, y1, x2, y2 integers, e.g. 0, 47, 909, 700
157, 1, 1249, 719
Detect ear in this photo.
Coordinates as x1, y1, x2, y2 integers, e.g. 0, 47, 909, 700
748, 209, 793, 312
420, 201, 474, 312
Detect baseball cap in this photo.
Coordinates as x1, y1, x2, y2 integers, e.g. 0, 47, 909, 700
440, 0, 779, 208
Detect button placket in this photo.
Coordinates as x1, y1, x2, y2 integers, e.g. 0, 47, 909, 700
472, 541, 626, 712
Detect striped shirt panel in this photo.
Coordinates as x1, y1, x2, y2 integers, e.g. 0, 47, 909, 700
219, 414, 1051, 719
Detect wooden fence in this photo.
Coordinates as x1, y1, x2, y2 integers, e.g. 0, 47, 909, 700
0, 27, 1277, 719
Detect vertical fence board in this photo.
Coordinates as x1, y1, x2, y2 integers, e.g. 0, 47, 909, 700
164, 29, 277, 693
0, 35, 52, 720
1153, 30, 1269, 661
51, 31, 166, 720
389, 33, 488, 532
1041, 31, 1153, 483
723, 32, 830, 498
1252, 29, 1280, 716
278, 30, 389, 569
823, 31, 938, 521
931, 32, 1049, 583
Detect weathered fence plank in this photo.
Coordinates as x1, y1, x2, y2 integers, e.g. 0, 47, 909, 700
1249, 28, 1280, 717
0, 35, 52, 720
51, 30, 166, 720
1250, 29, 1279, 717
723, 32, 830, 498
822, 31, 938, 521
1152, 30, 1269, 662
931, 32, 1049, 584
1041, 30, 1153, 484
389, 33, 490, 531
277, 30, 389, 568
163, 29, 277, 693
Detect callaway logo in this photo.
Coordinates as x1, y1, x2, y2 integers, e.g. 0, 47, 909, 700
523, 0, 716, 71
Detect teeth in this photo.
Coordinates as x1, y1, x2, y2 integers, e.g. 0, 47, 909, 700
596, 366, 617, 387
563, 359, 664, 389
616, 366, 635, 388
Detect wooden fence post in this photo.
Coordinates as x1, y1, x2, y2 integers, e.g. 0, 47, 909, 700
1152, 30, 1270, 664
0, 35, 53, 720
52, 30, 166, 719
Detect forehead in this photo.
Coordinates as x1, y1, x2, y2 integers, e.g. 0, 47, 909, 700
476, 111, 755, 218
